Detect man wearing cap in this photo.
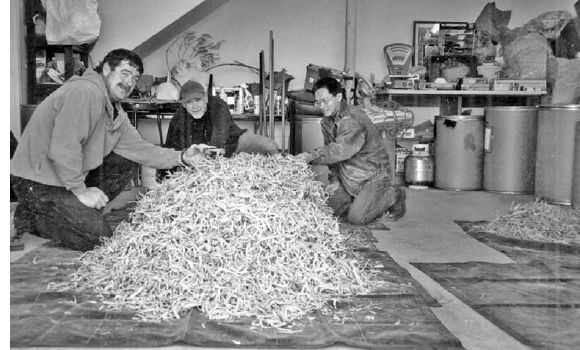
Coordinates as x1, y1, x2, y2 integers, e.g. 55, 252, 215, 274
10, 49, 208, 252
162, 80, 279, 164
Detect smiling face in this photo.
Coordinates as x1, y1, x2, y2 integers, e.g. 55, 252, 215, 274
102, 60, 140, 102
183, 96, 208, 119
314, 87, 342, 117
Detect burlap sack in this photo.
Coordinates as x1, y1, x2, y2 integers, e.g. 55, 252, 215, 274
547, 56, 580, 104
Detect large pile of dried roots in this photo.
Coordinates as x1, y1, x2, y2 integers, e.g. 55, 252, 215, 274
474, 199, 580, 245
51, 154, 372, 329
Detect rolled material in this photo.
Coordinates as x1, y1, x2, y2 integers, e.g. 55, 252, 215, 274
535, 104, 580, 205
434, 115, 484, 191
483, 106, 538, 194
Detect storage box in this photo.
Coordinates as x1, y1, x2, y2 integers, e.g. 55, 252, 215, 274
304, 64, 345, 91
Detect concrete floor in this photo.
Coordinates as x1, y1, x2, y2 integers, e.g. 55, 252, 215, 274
10, 187, 537, 350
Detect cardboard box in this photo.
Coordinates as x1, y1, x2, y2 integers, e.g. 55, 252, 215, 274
304, 64, 345, 91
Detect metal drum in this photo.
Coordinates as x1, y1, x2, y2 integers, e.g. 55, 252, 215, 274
572, 122, 580, 208
405, 154, 434, 188
535, 104, 580, 205
434, 115, 484, 190
483, 106, 538, 194
294, 115, 323, 153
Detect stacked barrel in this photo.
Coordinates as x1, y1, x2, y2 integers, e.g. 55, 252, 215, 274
432, 104, 580, 207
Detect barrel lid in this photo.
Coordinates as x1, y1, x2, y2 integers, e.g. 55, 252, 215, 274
538, 104, 580, 110
435, 114, 484, 121
485, 106, 537, 111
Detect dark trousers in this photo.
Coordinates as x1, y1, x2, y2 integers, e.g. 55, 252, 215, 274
327, 173, 397, 226
11, 153, 137, 251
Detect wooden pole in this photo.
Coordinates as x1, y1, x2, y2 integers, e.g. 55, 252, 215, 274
280, 69, 286, 154
344, 0, 357, 105
259, 50, 265, 136
269, 30, 275, 140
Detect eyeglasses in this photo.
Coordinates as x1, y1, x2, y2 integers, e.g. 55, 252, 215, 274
314, 96, 335, 108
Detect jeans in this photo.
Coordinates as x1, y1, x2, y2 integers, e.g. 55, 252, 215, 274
327, 173, 397, 225
11, 152, 137, 251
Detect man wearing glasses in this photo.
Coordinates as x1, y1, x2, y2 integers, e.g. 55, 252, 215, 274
295, 77, 406, 226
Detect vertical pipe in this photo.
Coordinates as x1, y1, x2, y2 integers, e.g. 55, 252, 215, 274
269, 30, 275, 140
280, 69, 286, 154
259, 50, 265, 136
344, 0, 357, 105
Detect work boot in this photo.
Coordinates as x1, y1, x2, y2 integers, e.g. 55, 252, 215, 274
384, 186, 406, 221
10, 230, 25, 251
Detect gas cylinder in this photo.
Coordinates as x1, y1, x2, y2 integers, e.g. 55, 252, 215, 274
404, 144, 434, 189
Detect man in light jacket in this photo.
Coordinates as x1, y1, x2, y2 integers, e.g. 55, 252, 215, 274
295, 77, 406, 226
11, 49, 206, 251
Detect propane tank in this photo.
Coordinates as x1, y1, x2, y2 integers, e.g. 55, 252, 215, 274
404, 144, 434, 189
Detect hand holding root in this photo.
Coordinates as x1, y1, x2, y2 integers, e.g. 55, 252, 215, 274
325, 182, 340, 195
181, 144, 226, 167
293, 152, 314, 163
76, 187, 109, 209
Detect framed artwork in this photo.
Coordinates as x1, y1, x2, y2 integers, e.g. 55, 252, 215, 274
413, 21, 472, 66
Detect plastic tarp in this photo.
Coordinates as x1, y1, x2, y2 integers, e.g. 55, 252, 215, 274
11, 224, 463, 349
412, 221, 580, 350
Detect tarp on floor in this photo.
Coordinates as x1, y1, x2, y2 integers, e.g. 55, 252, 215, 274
411, 221, 580, 350
11, 225, 463, 349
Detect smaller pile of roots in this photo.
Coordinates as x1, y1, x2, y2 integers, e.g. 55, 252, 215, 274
50, 154, 373, 329
474, 198, 580, 245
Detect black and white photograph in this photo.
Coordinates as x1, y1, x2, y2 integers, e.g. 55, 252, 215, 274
7, 1, 580, 349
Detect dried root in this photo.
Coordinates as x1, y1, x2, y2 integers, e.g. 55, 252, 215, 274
51, 154, 374, 330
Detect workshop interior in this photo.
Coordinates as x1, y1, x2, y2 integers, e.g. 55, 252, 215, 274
9, 0, 580, 349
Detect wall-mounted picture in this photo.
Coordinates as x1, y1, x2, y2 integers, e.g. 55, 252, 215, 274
413, 21, 474, 66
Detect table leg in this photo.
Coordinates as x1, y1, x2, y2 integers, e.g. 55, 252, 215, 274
156, 113, 164, 145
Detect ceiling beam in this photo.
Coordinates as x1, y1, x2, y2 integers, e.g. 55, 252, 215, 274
132, 0, 229, 58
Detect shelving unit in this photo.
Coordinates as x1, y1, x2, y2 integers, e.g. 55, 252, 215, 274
24, 0, 93, 104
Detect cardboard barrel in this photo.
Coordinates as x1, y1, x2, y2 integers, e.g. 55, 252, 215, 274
483, 106, 538, 194
434, 115, 484, 191
572, 122, 580, 208
535, 104, 580, 205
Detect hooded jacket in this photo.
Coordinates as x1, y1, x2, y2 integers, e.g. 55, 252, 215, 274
11, 69, 182, 196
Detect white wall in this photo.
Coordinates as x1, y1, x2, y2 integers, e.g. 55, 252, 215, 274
91, 0, 204, 64
136, 0, 577, 91
142, 0, 346, 91
10, 0, 578, 134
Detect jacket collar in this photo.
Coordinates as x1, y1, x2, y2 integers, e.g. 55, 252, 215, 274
333, 100, 349, 119
70, 69, 116, 122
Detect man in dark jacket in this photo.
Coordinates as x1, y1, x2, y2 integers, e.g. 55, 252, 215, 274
295, 77, 406, 226
163, 80, 279, 161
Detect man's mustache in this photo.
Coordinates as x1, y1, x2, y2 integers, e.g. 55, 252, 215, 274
117, 84, 131, 93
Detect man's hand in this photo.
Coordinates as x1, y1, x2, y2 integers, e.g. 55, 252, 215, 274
325, 182, 340, 195
198, 144, 225, 157
182, 144, 226, 166
76, 187, 109, 209
181, 144, 207, 166
294, 152, 314, 163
